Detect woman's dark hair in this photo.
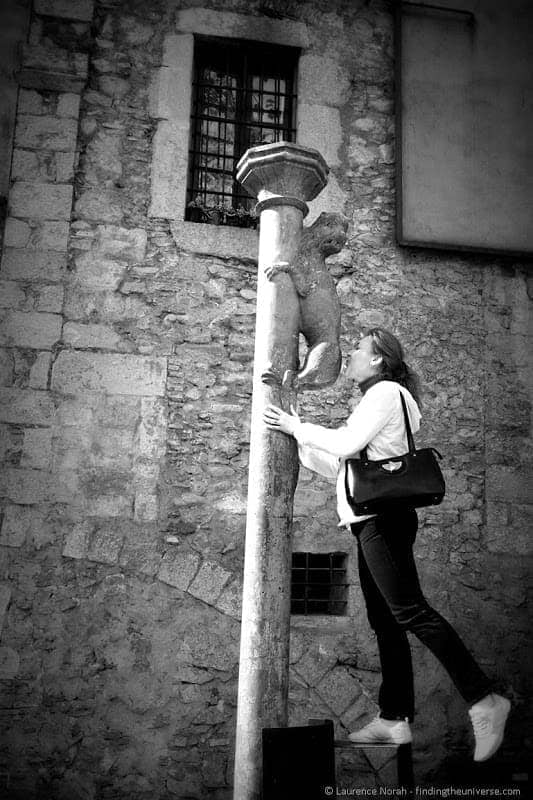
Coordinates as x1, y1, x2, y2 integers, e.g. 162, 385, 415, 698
365, 327, 422, 406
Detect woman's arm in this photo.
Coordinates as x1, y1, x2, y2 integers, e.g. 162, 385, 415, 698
297, 443, 339, 479
264, 389, 395, 458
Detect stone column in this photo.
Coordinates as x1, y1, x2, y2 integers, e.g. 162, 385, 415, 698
233, 142, 329, 800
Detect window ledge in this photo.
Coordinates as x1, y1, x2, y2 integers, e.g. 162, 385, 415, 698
290, 615, 353, 631
169, 219, 258, 261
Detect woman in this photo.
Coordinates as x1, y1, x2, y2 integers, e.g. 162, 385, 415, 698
263, 327, 510, 762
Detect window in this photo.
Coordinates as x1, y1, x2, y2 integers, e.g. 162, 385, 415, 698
186, 36, 298, 225
291, 552, 348, 616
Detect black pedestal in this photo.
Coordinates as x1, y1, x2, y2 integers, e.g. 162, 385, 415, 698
262, 720, 336, 800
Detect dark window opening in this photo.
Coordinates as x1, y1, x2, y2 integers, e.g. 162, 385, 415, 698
291, 552, 348, 616
186, 36, 298, 226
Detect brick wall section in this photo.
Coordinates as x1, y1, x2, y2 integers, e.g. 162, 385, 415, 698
0, 1, 531, 798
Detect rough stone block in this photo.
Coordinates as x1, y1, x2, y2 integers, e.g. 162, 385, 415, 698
134, 491, 159, 522
56, 396, 95, 427
20, 44, 88, 93
157, 549, 200, 590
137, 398, 167, 459
1, 506, 29, 548
62, 521, 89, 559
1, 248, 67, 282
0, 350, 14, 386
292, 642, 338, 688
84, 494, 132, 519
29, 352, 52, 389
0, 311, 62, 349
35, 0, 94, 21
187, 560, 232, 605
0, 584, 11, 633
175, 8, 309, 48
15, 115, 78, 151
55, 152, 76, 182
51, 351, 167, 396
119, 16, 153, 45
4, 219, 69, 251
98, 76, 129, 98
18, 89, 49, 116
213, 492, 247, 515
0, 388, 55, 425
316, 667, 361, 716
94, 395, 139, 428
74, 189, 124, 223
0, 281, 26, 309
71, 253, 126, 290
119, 525, 162, 576
0, 468, 58, 504
169, 220, 258, 261
37, 221, 70, 251
35, 284, 64, 313
57, 93, 81, 117
83, 130, 122, 184
87, 523, 123, 564
21, 428, 53, 469
87, 429, 134, 468
133, 463, 160, 489
0, 504, 47, 549
93, 225, 147, 262
12, 149, 54, 182
9, 181, 73, 220
11, 148, 75, 183
3, 218, 31, 248
62, 322, 124, 350
0, 647, 20, 679
214, 579, 242, 620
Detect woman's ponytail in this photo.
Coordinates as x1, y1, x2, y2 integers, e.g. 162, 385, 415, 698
398, 360, 422, 407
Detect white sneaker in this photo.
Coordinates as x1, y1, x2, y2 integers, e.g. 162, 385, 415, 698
469, 693, 511, 762
348, 715, 412, 745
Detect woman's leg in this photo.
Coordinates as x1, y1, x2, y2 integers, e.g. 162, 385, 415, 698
357, 534, 415, 721
355, 510, 493, 707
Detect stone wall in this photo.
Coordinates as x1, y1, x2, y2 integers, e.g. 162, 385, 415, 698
0, 0, 531, 797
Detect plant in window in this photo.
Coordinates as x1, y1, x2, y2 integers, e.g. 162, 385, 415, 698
186, 197, 258, 229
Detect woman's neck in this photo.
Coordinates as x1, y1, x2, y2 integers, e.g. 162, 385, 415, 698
358, 374, 385, 394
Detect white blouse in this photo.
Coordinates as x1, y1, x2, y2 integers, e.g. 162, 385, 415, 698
293, 380, 422, 526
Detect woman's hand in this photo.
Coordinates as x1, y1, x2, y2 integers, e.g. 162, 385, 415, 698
263, 404, 300, 436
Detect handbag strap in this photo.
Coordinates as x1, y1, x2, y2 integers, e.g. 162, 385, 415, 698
360, 390, 416, 463
399, 391, 417, 454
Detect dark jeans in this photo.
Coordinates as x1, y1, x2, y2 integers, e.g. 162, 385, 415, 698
351, 509, 493, 722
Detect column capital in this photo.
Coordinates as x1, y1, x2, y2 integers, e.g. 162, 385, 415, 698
236, 141, 329, 215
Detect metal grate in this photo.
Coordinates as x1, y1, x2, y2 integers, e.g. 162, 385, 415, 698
186, 36, 298, 223
291, 552, 348, 616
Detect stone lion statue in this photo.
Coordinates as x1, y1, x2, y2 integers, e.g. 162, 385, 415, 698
264, 211, 349, 390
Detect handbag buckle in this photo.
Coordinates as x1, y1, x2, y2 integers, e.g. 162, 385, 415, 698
381, 461, 403, 473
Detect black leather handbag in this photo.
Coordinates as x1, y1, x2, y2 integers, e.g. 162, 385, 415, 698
344, 393, 445, 515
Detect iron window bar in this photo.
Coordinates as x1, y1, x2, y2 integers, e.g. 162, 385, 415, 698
187, 36, 299, 223
291, 552, 348, 616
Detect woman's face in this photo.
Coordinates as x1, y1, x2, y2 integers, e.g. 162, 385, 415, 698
344, 335, 380, 383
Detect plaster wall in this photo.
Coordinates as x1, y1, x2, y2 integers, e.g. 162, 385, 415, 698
398, 0, 533, 253
0, 0, 531, 797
